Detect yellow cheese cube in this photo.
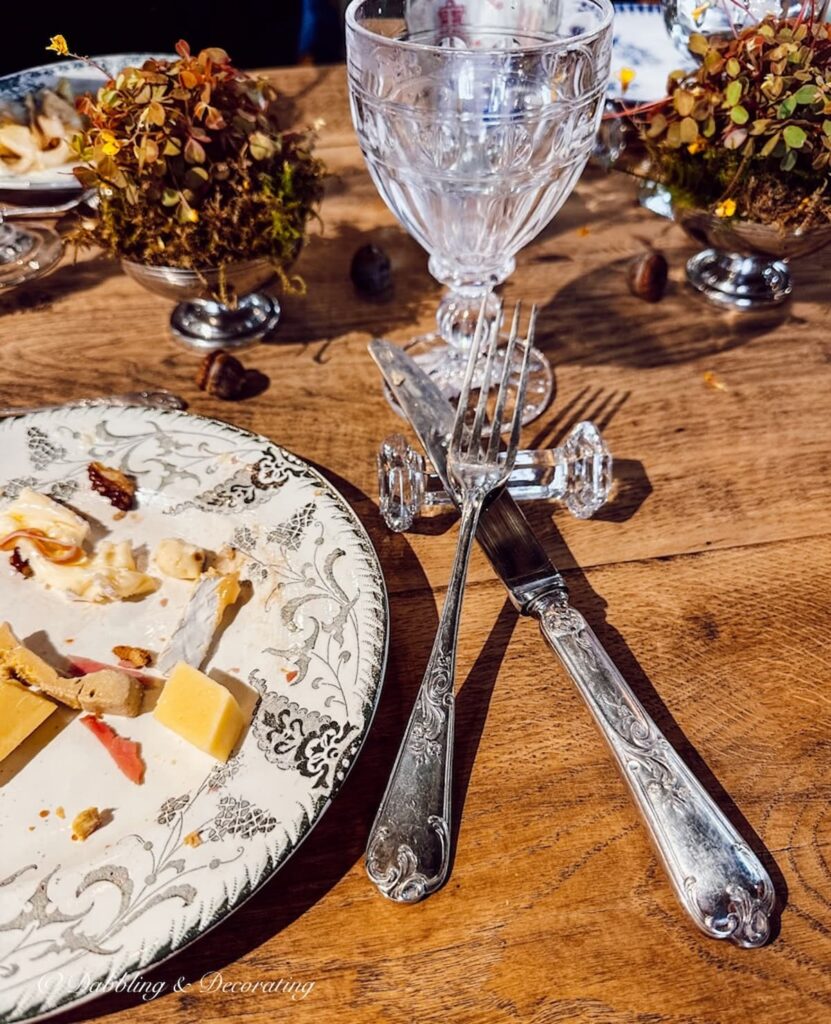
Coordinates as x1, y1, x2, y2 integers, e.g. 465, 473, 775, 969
3, 645, 60, 689
153, 662, 245, 762
0, 679, 57, 761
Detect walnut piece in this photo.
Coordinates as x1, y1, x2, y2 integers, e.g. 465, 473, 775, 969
87, 462, 137, 511
112, 645, 153, 669
71, 806, 103, 841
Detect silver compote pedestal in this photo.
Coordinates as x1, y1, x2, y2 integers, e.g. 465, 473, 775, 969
345, 0, 614, 424
674, 207, 831, 309
121, 259, 280, 351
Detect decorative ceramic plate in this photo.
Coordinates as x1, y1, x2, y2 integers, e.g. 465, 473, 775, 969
0, 406, 388, 1023
0, 54, 172, 192
610, 3, 696, 103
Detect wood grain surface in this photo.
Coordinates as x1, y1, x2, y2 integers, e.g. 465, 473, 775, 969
2, 63, 831, 1024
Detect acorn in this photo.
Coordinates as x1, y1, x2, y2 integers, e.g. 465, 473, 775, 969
196, 350, 247, 400
627, 251, 668, 303
350, 244, 392, 296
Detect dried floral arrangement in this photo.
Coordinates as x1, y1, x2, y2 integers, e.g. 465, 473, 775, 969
47, 37, 324, 286
630, 5, 831, 228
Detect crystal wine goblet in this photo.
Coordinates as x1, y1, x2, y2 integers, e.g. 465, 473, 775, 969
345, 0, 614, 424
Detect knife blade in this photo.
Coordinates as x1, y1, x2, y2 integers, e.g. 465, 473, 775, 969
368, 339, 775, 948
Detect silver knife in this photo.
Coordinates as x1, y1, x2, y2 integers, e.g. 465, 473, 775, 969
368, 340, 775, 948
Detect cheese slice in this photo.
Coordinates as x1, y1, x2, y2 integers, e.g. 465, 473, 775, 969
0, 621, 19, 654
156, 571, 241, 675
0, 679, 57, 761
153, 662, 245, 762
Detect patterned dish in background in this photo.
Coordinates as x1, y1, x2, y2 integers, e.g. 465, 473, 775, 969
609, 3, 696, 103
0, 405, 388, 1024
0, 55, 172, 191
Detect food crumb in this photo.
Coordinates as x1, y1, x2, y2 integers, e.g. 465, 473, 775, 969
39, 809, 49, 818
71, 807, 104, 842
184, 831, 203, 848
703, 370, 728, 391
55, 806, 65, 819
64, 639, 74, 645
160, 598, 169, 607
577, 225, 591, 237
28, 826, 35, 832
113, 510, 127, 521
113, 644, 153, 668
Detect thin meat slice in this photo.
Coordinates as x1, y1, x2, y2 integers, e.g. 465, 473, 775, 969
80, 715, 145, 785
70, 657, 155, 685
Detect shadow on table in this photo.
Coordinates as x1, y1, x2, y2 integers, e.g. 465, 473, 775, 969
277, 220, 436, 356
532, 254, 793, 370
0, 257, 122, 317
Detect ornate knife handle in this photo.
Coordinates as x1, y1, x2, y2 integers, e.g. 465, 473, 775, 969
537, 594, 775, 948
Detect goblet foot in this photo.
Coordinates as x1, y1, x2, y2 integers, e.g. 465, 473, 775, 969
384, 332, 553, 428
686, 249, 791, 310
0, 223, 63, 289
169, 293, 281, 350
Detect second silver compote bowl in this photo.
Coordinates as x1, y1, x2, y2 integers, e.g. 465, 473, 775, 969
345, 0, 614, 424
674, 207, 831, 309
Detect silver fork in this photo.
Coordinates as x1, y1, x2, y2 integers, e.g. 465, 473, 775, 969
366, 299, 535, 903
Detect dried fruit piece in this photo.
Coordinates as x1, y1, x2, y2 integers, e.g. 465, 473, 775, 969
350, 244, 392, 296
196, 349, 247, 400
627, 252, 668, 302
9, 548, 32, 578
87, 462, 137, 511
72, 806, 104, 841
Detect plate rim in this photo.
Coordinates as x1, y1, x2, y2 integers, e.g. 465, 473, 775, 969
0, 403, 390, 1024
0, 53, 175, 193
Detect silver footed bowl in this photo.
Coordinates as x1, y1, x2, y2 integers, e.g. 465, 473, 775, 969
673, 206, 831, 311
122, 258, 281, 351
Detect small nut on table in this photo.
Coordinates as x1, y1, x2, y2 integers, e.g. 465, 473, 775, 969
350, 244, 392, 297
196, 350, 247, 400
627, 251, 669, 303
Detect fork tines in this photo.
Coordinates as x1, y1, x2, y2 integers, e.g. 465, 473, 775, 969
451, 297, 536, 472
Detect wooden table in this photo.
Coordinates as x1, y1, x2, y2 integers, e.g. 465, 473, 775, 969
3, 64, 831, 1024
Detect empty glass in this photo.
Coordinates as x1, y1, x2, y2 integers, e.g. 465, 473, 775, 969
345, 0, 614, 424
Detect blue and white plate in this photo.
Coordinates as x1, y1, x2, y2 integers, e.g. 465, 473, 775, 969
0, 54, 172, 192
610, 3, 696, 103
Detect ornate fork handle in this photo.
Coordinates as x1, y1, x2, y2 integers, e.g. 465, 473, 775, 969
366, 492, 485, 902
536, 593, 775, 947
